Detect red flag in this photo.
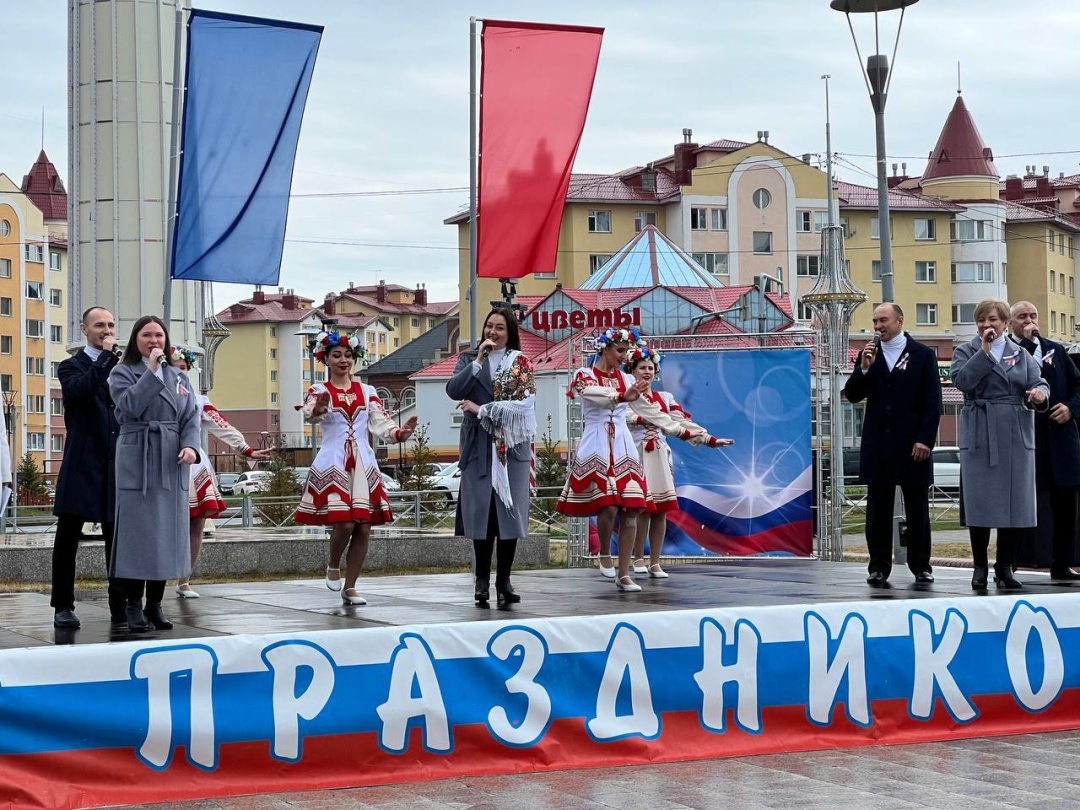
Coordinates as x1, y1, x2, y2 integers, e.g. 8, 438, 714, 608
477, 20, 604, 279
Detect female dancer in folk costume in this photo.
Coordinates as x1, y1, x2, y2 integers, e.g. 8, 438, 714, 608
556, 327, 709, 592
297, 331, 417, 605
447, 308, 537, 607
625, 346, 733, 578
169, 346, 272, 598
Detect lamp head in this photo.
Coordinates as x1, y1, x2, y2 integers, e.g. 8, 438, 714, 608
830, 0, 919, 11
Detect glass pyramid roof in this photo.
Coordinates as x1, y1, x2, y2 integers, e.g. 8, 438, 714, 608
580, 225, 722, 290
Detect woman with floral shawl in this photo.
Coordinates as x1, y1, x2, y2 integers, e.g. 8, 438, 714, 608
446, 308, 537, 607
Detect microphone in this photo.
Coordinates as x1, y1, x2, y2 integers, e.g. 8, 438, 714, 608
872, 333, 881, 352
1030, 329, 1041, 341
983, 327, 996, 344
480, 344, 491, 360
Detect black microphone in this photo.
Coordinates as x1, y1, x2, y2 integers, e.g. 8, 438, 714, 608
1030, 329, 1041, 341
480, 344, 491, 361
872, 333, 881, 352
983, 327, 996, 344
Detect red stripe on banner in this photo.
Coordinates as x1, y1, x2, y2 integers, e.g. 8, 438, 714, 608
5, 691, 1080, 808
668, 510, 814, 556
477, 20, 604, 279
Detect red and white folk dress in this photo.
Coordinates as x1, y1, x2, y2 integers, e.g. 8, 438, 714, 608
189, 394, 255, 518
296, 381, 406, 525
556, 367, 700, 516
627, 390, 725, 513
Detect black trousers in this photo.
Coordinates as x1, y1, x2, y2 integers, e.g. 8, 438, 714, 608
865, 483, 932, 578
968, 526, 1022, 571
50, 514, 124, 616
117, 578, 166, 606
473, 492, 517, 585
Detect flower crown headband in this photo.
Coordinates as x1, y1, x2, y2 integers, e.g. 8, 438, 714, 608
170, 345, 199, 368
592, 326, 644, 354
314, 331, 366, 364
625, 345, 662, 376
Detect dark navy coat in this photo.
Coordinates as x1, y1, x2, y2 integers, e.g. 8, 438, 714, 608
1018, 335, 1080, 489
843, 333, 942, 487
53, 349, 119, 522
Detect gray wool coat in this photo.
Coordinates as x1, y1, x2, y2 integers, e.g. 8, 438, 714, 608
951, 336, 1049, 528
445, 350, 532, 540
109, 361, 202, 580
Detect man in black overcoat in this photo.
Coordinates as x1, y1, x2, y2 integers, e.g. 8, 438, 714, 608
1010, 301, 1080, 580
50, 306, 124, 628
844, 303, 942, 586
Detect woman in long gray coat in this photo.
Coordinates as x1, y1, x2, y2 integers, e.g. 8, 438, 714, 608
951, 299, 1048, 591
109, 315, 201, 631
446, 308, 536, 607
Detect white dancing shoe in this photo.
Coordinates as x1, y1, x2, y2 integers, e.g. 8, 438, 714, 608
649, 565, 669, 579
615, 575, 642, 592
342, 588, 367, 606
175, 583, 200, 598
632, 558, 649, 575
598, 555, 616, 579
325, 567, 343, 592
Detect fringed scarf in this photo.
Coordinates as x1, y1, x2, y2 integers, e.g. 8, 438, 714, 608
478, 350, 537, 514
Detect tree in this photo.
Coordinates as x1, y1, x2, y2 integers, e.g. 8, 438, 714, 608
17, 452, 49, 505
259, 434, 301, 526
399, 423, 439, 493
533, 415, 566, 529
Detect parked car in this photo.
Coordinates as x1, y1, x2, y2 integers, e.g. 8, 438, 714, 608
217, 472, 241, 495
233, 470, 272, 495
381, 472, 402, 492
289, 467, 310, 487
432, 462, 462, 502
932, 446, 961, 491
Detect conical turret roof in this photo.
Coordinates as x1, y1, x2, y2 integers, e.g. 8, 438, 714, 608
922, 95, 998, 182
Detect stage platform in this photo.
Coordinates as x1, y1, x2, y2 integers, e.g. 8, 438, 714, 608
2, 561, 1080, 810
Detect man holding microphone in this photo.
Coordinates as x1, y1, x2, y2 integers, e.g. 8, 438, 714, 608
844, 303, 942, 587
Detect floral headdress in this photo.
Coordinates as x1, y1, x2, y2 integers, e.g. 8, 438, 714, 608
314, 331, 366, 365
170, 345, 199, 368
625, 344, 661, 377
592, 326, 645, 355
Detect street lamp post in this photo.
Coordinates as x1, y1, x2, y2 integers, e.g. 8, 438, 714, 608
2, 389, 17, 531
830, 0, 920, 304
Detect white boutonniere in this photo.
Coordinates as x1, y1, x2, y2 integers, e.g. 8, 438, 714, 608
895, 354, 910, 371
1003, 353, 1020, 369
1044, 348, 1055, 366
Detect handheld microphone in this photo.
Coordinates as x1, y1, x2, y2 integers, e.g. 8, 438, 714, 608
480, 344, 492, 360
984, 327, 996, 344
1030, 329, 1041, 341
872, 333, 881, 352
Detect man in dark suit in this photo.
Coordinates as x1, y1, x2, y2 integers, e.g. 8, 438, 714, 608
50, 306, 124, 628
1010, 301, 1080, 580
844, 303, 942, 587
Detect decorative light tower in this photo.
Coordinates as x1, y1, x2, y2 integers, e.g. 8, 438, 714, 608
830, 0, 920, 304
802, 74, 867, 561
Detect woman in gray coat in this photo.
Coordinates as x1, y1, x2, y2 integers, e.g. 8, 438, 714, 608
446, 308, 536, 607
109, 315, 202, 631
951, 299, 1048, 591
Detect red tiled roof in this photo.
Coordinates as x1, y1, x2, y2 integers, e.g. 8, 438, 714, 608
835, 180, 964, 211
219, 301, 319, 324
334, 292, 457, 316
922, 96, 998, 182
1003, 200, 1080, 231
21, 150, 67, 221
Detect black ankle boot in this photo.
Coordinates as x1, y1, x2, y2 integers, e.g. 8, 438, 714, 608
144, 603, 173, 629
994, 564, 1022, 591
495, 579, 521, 606
474, 578, 490, 606
126, 604, 150, 631
971, 566, 989, 590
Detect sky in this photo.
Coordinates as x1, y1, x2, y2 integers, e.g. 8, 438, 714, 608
3, 1, 1080, 309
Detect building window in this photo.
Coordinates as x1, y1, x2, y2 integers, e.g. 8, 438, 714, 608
634, 211, 657, 233
1002, 263, 1007, 284
26, 357, 44, 375
51, 361, 60, 377
27, 433, 45, 451
1050, 271, 1056, 292
26, 319, 44, 338
393, 317, 400, 327
378, 332, 386, 344
915, 303, 937, 326
410, 317, 420, 328
24, 244, 43, 263
428, 318, 434, 328
1051, 310, 1057, 333
813, 211, 830, 232
752, 231, 772, 254
0, 220, 9, 238
796, 255, 820, 277
914, 219, 937, 240
0, 298, 10, 316
51, 397, 63, 416
0, 374, 11, 391
270, 327, 277, 337
951, 262, 993, 283
587, 210, 611, 233
690, 208, 708, 230
0, 336, 10, 354
533, 270, 557, 279
26, 281, 43, 300
691, 253, 728, 276
49, 288, 62, 307
915, 261, 936, 283
951, 219, 989, 241
1071, 277, 1075, 298
1073, 316, 1077, 335
25, 394, 45, 413
50, 325, 62, 343
1061, 273, 1066, 293
1069, 237, 1075, 258
270, 370, 277, 382
871, 260, 882, 282
302, 370, 310, 382
797, 301, 814, 321
51, 434, 63, 452
49, 251, 61, 271
588, 254, 613, 274
269, 347, 277, 359
796, 211, 812, 233
270, 392, 278, 404
752, 188, 771, 209
1063, 313, 1068, 334
1060, 234, 1066, 254
0, 259, 9, 278
393, 337, 400, 348
952, 303, 976, 324
710, 208, 727, 230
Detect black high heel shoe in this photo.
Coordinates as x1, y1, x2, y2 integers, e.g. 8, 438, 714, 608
126, 604, 150, 632
474, 578, 490, 606
495, 580, 521, 606
994, 564, 1022, 591
144, 603, 174, 630
971, 566, 988, 590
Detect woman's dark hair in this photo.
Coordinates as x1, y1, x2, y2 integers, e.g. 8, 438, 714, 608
121, 315, 173, 365
482, 307, 520, 351
626, 354, 654, 373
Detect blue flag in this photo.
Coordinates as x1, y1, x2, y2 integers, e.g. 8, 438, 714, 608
171, 10, 322, 285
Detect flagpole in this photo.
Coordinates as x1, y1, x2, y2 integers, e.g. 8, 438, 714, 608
468, 16, 478, 347
163, 1, 184, 325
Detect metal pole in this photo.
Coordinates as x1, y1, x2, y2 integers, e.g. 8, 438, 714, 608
467, 16, 478, 346
162, 2, 184, 325
868, 54, 894, 304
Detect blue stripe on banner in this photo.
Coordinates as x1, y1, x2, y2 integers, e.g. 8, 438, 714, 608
170, 10, 323, 285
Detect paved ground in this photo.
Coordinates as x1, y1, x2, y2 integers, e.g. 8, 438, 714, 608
109, 729, 1080, 809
